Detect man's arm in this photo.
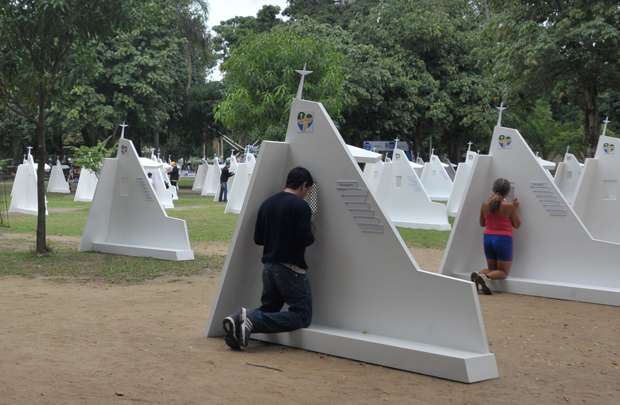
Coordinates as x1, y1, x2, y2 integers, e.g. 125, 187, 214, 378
296, 203, 315, 247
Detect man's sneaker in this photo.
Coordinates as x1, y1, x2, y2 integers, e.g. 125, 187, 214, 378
478, 273, 493, 295
239, 308, 253, 348
223, 312, 242, 350
470, 272, 480, 293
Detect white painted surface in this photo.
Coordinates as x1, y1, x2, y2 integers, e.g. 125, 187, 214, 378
572, 135, 620, 244
201, 158, 220, 197
47, 160, 70, 194
79, 138, 193, 261
362, 160, 384, 194
9, 153, 47, 216
139, 158, 174, 210
554, 153, 582, 205
207, 97, 497, 382
374, 149, 450, 230
192, 163, 207, 193
421, 155, 453, 201
447, 151, 478, 216
74, 168, 99, 202
224, 154, 256, 214
440, 127, 620, 306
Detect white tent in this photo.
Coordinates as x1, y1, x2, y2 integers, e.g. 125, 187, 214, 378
572, 135, 620, 244
80, 137, 193, 261
224, 153, 256, 214
420, 154, 453, 201
374, 148, 450, 230
440, 126, 620, 306
346, 144, 382, 163
9, 152, 48, 216
74, 168, 99, 202
201, 157, 220, 197
192, 162, 208, 193
206, 90, 497, 383
553, 152, 583, 205
139, 157, 174, 210
446, 151, 478, 217
537, 155, 556, 171
47, 160, 70, 194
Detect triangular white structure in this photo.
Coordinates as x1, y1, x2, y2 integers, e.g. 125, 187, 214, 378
440, 127, 620, 306
9, 151, 48, 216
446, 151, 478, 217
443, 159, 456, 180
362, 160, 385, 194
572, 135, 620, 244
553, 152, 583, 204
201, 157, 220, 197
80, 138, 193, 261
207, 94, 497, 383
47, 160, 70, 194
139, 157, 174, 209
374, 149, 450, 230
224, 153, 256, 214
420, 154, 453, 201
192, 161, 208, 193
74, 168, 99, 202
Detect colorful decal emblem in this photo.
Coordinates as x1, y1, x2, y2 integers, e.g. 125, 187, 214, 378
498, 134, 512, 149
603, 142, 616, 154
121, 144, 128, 154
296, 112, 314, 133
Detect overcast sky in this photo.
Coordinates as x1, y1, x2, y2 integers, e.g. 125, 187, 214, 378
207, 0, 288, 29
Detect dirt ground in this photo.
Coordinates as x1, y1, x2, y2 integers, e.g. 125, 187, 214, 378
1, 251, 619, 404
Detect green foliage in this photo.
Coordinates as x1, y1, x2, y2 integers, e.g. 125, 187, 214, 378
69, 137, 115, 177
215, 26, 346, 141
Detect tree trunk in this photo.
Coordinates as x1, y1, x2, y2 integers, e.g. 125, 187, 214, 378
583, 83, 599, 155
35, 88, 48, 254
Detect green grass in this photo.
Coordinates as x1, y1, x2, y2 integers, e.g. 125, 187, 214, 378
0, 243, 223, 283
1, 180, 452, 283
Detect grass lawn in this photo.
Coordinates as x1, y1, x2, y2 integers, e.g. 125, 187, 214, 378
0, 181, 451, 282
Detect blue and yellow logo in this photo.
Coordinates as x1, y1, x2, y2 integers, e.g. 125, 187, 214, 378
603, 142, 615, 154
498, 134, 512, 149
297, 112, 314, 133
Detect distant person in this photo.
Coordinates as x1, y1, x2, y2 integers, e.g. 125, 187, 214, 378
170, 161, 179, 188
218, 162, 235, 202
471, 178, 521, 295
223, 167, 315, 350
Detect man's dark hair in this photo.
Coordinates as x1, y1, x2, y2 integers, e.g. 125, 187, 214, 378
286, 167, 314, 189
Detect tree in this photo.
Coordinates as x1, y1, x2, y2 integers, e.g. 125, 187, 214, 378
70, 137, 115, 178
0, 0, 123, 254
215, 26, 346, 142
487, 0, 620, 150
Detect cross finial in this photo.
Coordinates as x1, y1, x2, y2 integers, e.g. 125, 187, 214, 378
295, 64, 313, 100
119, 122, 128, 139
431, 147, 435, 156
26, 146, 33, 156
566, 145, 570, 154
467, 141, 473, 152
394, 137, 400, 151
602, 116, 610, 136
496, 102, 507, 127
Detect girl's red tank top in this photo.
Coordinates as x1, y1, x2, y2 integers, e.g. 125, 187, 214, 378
484, 210, 513, 236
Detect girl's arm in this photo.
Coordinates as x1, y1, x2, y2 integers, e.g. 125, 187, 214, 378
510, 200, 521, 229
479, 205, 486, 227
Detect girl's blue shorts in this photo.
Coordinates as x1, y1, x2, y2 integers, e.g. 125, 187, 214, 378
483, 234, 513, 262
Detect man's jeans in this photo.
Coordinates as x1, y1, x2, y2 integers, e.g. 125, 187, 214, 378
248, 263, 312, 333
218, 182, 228, 202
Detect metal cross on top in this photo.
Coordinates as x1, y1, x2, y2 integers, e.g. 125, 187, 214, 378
393, 137, 400, 151
466, 141, 473, 152
496, 102, 507, 127
295, 64, 313, 100
602, 116, 611, 137
26, 146, 33, 157
119, 122, 128, 139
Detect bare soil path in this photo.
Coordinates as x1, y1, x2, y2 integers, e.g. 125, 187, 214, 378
1, 269, 618, 405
